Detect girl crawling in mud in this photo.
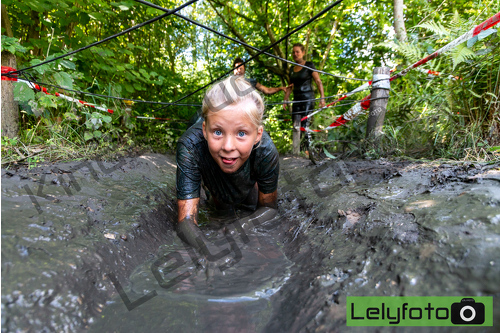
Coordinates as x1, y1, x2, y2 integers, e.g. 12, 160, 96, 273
175, 75, 279, 258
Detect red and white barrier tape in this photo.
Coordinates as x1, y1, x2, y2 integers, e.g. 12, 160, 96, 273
390, 12, 500, 81
300, 81, 371, 122
416, 67, 460, 80
1, 70, 115, 114
302, 12, 500, 132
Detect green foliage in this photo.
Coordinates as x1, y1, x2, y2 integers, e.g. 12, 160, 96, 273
1, 0, 498, 163
84, 112, 112, 141
1, 36, 28, 55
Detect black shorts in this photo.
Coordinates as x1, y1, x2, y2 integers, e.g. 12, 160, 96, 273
292, 95, 315, 128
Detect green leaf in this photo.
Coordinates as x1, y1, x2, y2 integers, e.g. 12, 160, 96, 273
468, 89, 482, 98
415, 21, 449, 37
52, 72, 73, 89
323, 147, 336, 159
124, 84, 135, 93
451, 44, 475, 70
84, 132, 93, 141
64, 112, 79, 121
39, 94, 58, 108
488, 146, 500, 152
60, 60, 76, 70
30, 59, 50, 75
102, 115, 112, 123
89, 12, 106, 21
475, 48, 492, 56
93, 130, 102, 138
13, 82, 35, 103
139, 69, 150, 79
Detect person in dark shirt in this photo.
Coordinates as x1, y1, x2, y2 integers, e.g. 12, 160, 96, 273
176, 75, 279, 260
283, 43, 325, 144
233, 57, 287, 95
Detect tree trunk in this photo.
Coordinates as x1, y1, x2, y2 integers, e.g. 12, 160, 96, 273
1, 4, 14, 37
27, 10, 42, 56
393, 0, 407, 42
366, 67, 390, 140
1, 52, 19, 138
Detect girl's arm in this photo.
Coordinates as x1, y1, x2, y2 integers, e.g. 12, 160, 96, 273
178, 198, 200, 224
312, 71, 326, 108
177, 198, 207, 252
224, 190, 278, 237
258, 189, 277, 209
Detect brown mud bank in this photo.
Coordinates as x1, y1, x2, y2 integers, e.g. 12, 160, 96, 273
1, 154, 500, 332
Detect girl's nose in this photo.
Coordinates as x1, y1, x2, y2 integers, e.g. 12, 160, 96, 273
222, 135, 236, 151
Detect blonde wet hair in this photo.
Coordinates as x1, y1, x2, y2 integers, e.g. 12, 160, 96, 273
202, 75, 265, 129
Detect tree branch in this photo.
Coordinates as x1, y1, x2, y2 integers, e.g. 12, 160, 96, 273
319, 20, 338, 70
210, 0, 258, 25
207, 0, 287, 79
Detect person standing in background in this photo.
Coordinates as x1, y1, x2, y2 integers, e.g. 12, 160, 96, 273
233, 57, 287, 96
283, 43, 325, 153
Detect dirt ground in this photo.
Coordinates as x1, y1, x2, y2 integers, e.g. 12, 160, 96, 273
1, 154, 499, 332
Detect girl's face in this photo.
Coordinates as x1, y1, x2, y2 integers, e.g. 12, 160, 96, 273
203, 102, 263, 174
292, 46, 305, 62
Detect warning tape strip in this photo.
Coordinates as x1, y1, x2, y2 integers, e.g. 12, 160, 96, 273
391, 12, 500, 81
416, 67, 460, 80
300, 82, 371, 122
1, 71, 116, 114
1, 72, 185, 122
302, 12, 500, 132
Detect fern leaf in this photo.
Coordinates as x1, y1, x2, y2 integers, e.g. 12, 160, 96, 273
450, 44, 475, 70
396, 43, 423, 63
415, 21, 450, 37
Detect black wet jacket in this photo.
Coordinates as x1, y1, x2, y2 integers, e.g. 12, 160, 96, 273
176, 120, 279, 205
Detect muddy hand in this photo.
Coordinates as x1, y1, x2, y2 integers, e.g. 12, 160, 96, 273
177, 219, 230, 259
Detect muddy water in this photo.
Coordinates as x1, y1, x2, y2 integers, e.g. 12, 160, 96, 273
2, 154, 500, 332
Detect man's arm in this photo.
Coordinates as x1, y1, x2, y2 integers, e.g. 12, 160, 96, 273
255, 82, 286, 95
283, 83, 293, 110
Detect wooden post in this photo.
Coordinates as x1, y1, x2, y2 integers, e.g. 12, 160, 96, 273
292, 114, 300, 155
366, 67, 390, 139
1, 51, 19, 138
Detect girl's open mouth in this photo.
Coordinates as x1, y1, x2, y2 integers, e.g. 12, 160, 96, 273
222, 157, 237, 165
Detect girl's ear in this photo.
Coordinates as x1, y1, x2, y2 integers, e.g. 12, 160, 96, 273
254, 126, 263, 144
202, 121, 207, 140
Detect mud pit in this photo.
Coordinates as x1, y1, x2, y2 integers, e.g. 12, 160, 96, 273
2, 154, 499, 332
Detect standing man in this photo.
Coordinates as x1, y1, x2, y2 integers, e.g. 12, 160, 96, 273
233, 57, 287, 95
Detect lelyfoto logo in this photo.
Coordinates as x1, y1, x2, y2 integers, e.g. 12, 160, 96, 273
346, 296, 493, 326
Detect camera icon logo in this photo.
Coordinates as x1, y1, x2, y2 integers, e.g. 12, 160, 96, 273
450, 298, 485, 325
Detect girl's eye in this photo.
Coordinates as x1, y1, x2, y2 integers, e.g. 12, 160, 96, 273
237, 131, 246, 137
214, 130, 222, 136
